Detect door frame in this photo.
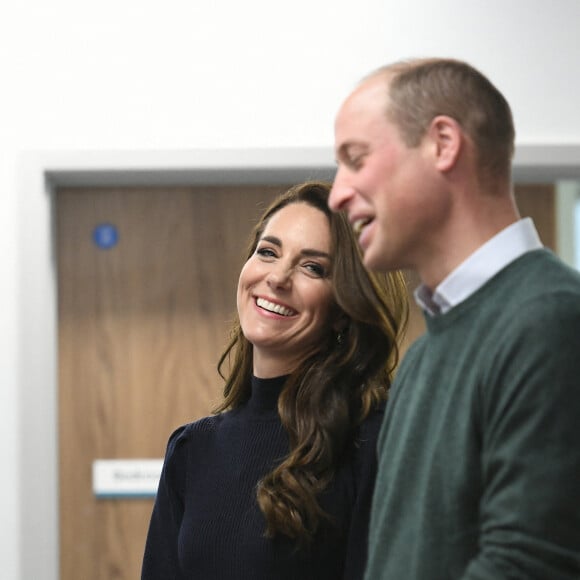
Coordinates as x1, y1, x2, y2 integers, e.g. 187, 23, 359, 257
16, 145, 580, 580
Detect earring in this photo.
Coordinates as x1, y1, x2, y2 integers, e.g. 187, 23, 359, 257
336, 332, 343, 345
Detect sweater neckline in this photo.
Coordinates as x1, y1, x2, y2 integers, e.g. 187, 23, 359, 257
246, 375, 288, 416
423, 249, 547, 334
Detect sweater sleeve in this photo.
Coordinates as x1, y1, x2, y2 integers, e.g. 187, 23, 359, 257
342, 407, 384, 580
463, 292, 580, 579
141, 425, 189, 580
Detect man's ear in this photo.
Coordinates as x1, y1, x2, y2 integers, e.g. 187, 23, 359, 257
427, 115, 463, 172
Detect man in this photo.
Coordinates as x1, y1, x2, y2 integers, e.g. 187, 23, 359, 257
329, 58, 580, 579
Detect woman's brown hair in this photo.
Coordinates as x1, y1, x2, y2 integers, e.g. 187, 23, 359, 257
215, 180, 408, 544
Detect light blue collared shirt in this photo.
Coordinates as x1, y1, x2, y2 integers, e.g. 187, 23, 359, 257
415, 218, 544, 316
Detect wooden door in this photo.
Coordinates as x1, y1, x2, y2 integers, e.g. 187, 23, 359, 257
399, 183, 557, 354
56, 185, 284, 579
57, 182, 555, 577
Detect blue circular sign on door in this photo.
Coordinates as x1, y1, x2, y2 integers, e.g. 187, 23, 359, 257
92, 223, 119, 250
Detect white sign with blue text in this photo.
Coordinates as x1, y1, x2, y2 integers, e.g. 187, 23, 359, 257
92, 459, 163, 499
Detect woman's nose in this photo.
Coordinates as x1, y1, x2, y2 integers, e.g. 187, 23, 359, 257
266, 265, 292, 289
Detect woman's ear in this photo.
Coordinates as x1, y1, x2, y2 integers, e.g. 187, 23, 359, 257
332, 315, 349, 347
332, 312, 349, 334
427, 115, 463, 173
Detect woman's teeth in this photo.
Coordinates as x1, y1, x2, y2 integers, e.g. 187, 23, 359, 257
256, 298, 296, 316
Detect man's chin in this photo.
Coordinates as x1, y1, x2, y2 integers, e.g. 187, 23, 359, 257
363, 251, 383, 272
363, 246, 393, 273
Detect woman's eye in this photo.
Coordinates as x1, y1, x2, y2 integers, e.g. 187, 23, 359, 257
256, 247, 276, 258
304, 263, 326, 278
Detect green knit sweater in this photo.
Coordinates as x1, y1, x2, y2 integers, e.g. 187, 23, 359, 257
365, 249, 580, 580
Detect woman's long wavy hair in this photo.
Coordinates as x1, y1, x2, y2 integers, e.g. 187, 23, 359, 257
215, 181, 408, 545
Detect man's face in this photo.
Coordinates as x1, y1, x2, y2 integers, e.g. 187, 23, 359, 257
329, 76, 439, 273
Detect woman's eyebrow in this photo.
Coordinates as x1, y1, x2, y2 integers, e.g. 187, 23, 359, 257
260, 235, 282, 247
301, 249, 331, 260
260, 235, 330, 260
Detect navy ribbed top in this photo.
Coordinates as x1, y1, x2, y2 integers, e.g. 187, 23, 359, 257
142, 375, 384, 579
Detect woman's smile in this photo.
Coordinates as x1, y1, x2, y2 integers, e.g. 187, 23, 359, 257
255, 296, 297, 317
237, 202, 334, 376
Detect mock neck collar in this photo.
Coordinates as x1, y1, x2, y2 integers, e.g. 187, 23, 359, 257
246, 375, 288, 415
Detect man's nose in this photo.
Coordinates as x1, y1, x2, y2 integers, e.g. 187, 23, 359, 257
328, 169, 354, 212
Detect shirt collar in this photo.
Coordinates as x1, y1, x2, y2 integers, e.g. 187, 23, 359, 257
415, 218, 543, 316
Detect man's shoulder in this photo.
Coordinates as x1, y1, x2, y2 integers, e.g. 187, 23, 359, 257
509, 249, 580, 289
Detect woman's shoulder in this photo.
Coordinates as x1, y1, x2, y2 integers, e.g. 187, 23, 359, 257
335, 402, 385, 487
163, 414, 225, 455
357, 401, 386, 440
345, 402, 385, 464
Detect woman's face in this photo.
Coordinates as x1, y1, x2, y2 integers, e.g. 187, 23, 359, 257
237, 202, 335, 378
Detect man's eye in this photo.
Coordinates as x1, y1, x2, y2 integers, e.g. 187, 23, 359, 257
349, 155, 364, 169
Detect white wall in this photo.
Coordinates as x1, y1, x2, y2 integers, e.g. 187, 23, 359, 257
2, 1, 580, 578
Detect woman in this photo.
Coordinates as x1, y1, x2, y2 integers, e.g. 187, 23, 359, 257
142, 181, 408, 579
